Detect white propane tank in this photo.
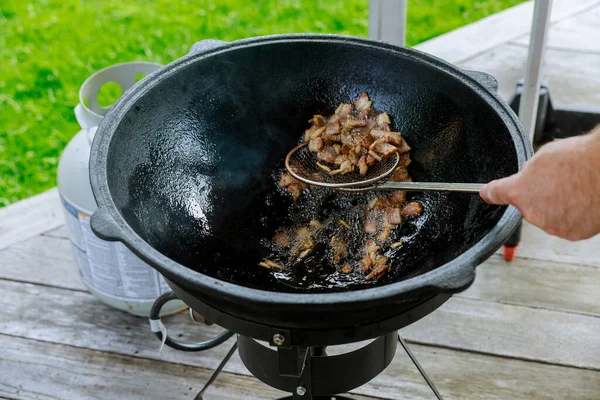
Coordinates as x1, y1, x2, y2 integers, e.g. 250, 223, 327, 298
57, 62, 185, 317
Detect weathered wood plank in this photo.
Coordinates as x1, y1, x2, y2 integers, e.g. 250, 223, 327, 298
414, 0, 600, 64
0, 334, 293, 400
467, 254, 600, 316
513, 221, 600, 268
403, 296, 600, 370
2, 312, 599, 400
1, 279, 598, 373
0, 234, 86, 291
458, 42, 600, 108
512, 4, 600, 54
0, 188, 63, 251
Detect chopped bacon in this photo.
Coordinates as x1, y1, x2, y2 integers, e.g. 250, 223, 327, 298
354, 92, 372, 111
370, 130, 402, 146
363, 239, 380, 260
326, 121, 341, 135
396, 139, 411, 154
389, 166, 411, 182
360, 257, 373, 272
385, 208, 403, 225
363, 220, 378, 234
279, 173, 294, 188
317, 145, 337, 163
390, 190, 407, 206
402, 201, 423, 216
335, 103, 355, 116
330, 160, 354, 175
346, 119, 367, 128
309, 115, 326, 127
358, 156, 369, 175
287, 183, 302, 201
274, 232, 289, 248
309, 137, 324, 152
399, 152, 411, 167
330, 236, 348, 264
341, 263, 353, 274
365, 263, 391, 280
377, 227, 392, 243
376, 112, 391, 125
373, 142, 398, 157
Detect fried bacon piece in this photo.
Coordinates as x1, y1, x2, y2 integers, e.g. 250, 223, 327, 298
389, 166, 411, 182
309, 137, 324, 152
363, 219, 378, 234
372, 142, 398, 158
274, 232, 289, 248
259, 259, 284, 270
385, 208, 403, 225
365, 263, 391, 280
341, 263, 353, 274
278, 173, 308, 201
330, 236, 348, 264
402, 201, 423, 216
375, 112, 391, 126
390, 190, 407, 206
370, 130, 402, 146
354, 92, 372, 111
317, 145, 337, 163
309, 115, 326, 127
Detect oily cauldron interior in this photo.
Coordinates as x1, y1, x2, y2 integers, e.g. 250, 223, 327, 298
102, 37, 521, 295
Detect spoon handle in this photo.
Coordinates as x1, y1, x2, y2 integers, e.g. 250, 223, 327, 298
339, 182, 485, 193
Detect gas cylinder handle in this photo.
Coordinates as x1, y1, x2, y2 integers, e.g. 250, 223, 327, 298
74, 62, 162, 145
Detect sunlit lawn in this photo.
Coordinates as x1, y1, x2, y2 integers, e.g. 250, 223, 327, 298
0, 0, 525, 206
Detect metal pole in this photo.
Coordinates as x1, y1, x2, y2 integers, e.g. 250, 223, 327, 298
518, 0, 553, 142
369, 0, 407, 46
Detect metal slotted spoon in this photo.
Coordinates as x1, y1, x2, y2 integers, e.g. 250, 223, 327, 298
285, 143, 485, 193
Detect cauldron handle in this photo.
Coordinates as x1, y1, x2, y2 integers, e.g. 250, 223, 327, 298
463, 70, 499, 93
189, 39, 229, 55
90, 207, 124, 242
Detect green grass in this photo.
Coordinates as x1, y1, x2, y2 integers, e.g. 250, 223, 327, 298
0, 0, 525, 207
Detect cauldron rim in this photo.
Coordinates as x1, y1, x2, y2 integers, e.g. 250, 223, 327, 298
90, 34, 531, 309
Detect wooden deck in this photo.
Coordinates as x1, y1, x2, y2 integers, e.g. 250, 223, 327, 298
1, 1, 600, 398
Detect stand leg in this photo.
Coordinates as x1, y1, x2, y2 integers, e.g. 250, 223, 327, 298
503, 221, 522, 262
398, 334, 444, 400
195, 340, 238, 400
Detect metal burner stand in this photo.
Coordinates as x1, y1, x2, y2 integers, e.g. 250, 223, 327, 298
195, 333, 442, 400
238, 333, 397, 399
151, 292, 445, 399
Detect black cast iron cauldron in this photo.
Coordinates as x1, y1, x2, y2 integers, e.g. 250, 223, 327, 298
89, 34, 531, 345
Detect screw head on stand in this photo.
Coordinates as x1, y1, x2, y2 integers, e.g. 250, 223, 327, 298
272, 333, 286, 346
295, 386, 306, 396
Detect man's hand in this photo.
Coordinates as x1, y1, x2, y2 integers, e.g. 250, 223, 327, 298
480, 125, 600, 241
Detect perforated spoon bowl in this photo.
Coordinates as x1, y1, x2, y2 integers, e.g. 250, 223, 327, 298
285, 143, 484, 193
